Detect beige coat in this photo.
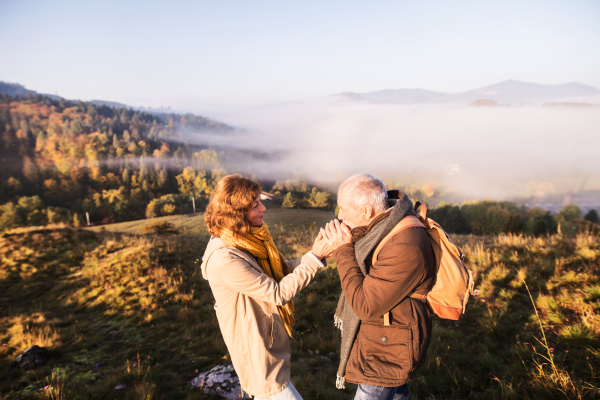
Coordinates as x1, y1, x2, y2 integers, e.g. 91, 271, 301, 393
201, 237, 322, 398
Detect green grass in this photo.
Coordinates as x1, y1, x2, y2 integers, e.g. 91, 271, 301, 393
0, 211, 599, 399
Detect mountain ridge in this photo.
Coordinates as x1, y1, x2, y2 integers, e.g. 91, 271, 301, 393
332, 80, 600, 104
0, 81, 161, 112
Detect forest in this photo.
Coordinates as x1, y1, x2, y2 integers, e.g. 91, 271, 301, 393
0, 93, 333, 231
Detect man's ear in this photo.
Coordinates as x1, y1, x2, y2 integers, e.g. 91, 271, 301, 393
363, 205, 375, 220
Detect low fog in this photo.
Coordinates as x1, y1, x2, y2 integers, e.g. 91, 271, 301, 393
181, 101, 600, 201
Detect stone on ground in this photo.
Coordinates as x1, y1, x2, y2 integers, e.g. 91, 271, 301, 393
9, 346, 48, 369
190, 364, 251, 399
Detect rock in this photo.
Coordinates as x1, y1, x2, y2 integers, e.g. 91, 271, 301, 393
190, 364, 251, 399
114, 384, 127, 390
9, 346, 49, 369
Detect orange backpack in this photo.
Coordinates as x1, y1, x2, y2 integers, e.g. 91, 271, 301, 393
372, 202, 474, 322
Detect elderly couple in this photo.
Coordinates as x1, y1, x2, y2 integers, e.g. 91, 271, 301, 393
201, 173, 434, 400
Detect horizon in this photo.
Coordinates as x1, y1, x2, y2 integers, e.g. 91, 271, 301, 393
3, 78, 599, 115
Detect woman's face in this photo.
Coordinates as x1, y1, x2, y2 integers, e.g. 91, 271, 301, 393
246, 194, 267, 227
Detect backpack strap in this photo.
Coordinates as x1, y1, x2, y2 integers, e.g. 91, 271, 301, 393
407, 201, 431, 303
413, 201, 428, 221
371, 215, 425, 262
372, 215, 426, 326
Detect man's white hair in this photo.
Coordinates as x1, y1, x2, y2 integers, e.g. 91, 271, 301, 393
338, 174, 388, 213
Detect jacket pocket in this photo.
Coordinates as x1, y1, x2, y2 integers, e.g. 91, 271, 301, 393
358, 324, 412, 381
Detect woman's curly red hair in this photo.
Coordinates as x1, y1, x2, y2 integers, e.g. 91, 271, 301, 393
205, 174, 262, 237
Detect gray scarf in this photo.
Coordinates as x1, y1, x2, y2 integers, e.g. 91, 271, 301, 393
334, 192, 414, 389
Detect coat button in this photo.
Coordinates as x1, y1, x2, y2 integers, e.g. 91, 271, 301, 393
381, 336, 388, 343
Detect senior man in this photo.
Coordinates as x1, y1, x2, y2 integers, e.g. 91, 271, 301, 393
323, 174, 435, 400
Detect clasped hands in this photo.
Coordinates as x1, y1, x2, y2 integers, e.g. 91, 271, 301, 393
311, 219, 353, 260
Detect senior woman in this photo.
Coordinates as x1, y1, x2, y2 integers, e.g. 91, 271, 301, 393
201, 174, 331, 400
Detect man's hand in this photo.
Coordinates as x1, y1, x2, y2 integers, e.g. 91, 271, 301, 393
311, 229, 334, 260
323, 219, 352, 251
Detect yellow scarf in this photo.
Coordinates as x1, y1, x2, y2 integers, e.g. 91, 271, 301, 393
220, 223, 295, 337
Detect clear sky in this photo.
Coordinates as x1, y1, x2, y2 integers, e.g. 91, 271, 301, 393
1, 0, 599, 107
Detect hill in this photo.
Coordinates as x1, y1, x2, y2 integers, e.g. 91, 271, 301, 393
331, 80, 600, 105
0, 82, 133, 109
0, 92, 238, 230
0, 82, 37, 98
1, 210, 598, 399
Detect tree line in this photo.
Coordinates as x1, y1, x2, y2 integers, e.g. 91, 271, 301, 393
428, 200, 599, 236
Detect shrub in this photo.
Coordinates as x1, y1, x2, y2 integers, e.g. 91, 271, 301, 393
46, 207, 70, 224
428, 203, 470, 234
526, 207, 557, 236
161, 203, 177, 215
27, 209, 48, 226
16, 195, 44, 224
143, 221, 178, 235
308, 189, 331, 209
72, 213, 82, 227
282, 192, 297, 209
460, 200, 521, 235
584, 209, 599, 225
145, 194, 193, 218
503, 212, 524, 234
556, 204, 581, 222
0, 202, 20, 231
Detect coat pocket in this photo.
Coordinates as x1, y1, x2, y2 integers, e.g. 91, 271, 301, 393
358, 324, 412, 381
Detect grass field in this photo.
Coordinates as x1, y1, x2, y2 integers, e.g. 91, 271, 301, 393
0, 208, 599, 399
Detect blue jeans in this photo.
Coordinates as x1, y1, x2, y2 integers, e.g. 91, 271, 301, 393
354, 383, 411, 400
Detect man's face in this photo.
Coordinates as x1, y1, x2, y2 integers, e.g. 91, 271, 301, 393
337, 191, 371, 229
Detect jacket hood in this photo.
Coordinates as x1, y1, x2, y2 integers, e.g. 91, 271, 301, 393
201, 237, 228, 280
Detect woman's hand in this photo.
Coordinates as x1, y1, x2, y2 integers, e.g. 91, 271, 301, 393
311, 229, 334, 260
323, 219, 352, 251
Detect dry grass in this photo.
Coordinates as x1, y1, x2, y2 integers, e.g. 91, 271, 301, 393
0, 212, 599, 399
36, 369, 69, 400
7, 316, 61, 351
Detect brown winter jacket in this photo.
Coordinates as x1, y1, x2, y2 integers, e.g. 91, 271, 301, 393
333, 219, 435, 387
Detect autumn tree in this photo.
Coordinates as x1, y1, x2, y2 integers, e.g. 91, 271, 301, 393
282, 192, 297, 208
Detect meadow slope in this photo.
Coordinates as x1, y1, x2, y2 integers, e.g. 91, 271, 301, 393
0, 209, 599, 399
